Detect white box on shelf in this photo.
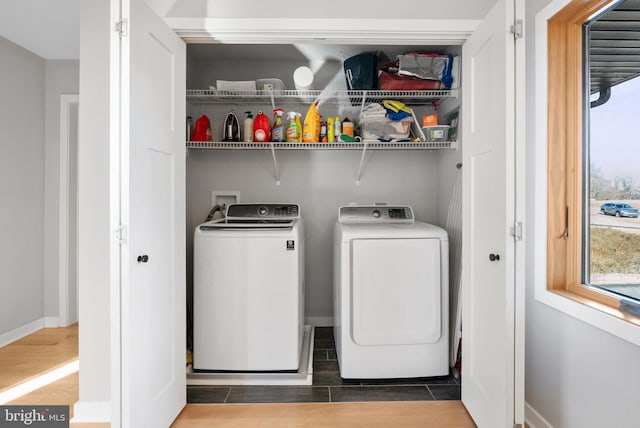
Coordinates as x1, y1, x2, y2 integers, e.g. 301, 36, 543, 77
423, 125, 451, 142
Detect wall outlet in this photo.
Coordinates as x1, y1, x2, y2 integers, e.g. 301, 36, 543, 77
212, 191, 240, 210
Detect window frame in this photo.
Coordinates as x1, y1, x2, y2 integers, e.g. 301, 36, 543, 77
535, 0, 640, 346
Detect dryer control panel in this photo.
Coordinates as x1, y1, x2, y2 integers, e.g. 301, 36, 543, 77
338, 205, 415, 224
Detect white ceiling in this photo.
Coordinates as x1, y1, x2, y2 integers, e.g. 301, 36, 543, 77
0, 0, 495, 61
0, 0, 80, 60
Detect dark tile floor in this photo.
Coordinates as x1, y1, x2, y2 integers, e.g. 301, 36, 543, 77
187, 327, 460, 404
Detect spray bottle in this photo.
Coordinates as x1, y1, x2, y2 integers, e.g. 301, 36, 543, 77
271, 108, 284, 142
286, 111, 301, 142
243, 111, 254, 142
295, 113, 303, 142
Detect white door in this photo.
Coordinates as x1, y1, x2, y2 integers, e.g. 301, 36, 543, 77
120, 0, 186, 426
461, 0, 524, 426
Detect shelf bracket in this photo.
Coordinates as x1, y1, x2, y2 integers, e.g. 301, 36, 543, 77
355, 141, 369, 185
269, 142, 281, 185
359, 90, 367, 118
269, 90, 276, 111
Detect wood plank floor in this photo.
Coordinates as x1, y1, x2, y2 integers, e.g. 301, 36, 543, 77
0, 323, 78, 390
0, 325, 476, 427
172, 402, 476, 427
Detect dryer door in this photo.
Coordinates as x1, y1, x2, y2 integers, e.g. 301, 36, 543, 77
351, 238, 441, 345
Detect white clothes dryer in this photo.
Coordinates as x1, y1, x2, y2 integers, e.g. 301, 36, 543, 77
193, 203, 304, 371
333, 205, 448, 379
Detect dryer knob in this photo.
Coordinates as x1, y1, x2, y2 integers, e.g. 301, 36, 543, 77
258, 206, 268, 216
372, 209, 381, 218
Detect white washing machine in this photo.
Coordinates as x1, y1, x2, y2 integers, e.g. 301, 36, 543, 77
193, 203, 304, 371
334, 205, 448, 379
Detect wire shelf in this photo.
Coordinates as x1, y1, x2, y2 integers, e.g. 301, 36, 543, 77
186, 141, 457, 150
186, 89, 458, 106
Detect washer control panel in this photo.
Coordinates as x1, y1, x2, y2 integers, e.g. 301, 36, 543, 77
226, 203, 300, 219
339, 205, 414, 224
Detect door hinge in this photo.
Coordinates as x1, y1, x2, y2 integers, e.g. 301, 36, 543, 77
511, 221, 523, 241
115, 18, 128, 38
510, 19, 523, 39
114, 224, 128, 245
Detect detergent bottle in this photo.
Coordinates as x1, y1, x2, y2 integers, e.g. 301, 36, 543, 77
192, 115, 212, 142
271, 108, 284, 142
243, 111, 254, 142
286, 111, 301, 142
253, 110, 270, 142
334, 116, 342, 141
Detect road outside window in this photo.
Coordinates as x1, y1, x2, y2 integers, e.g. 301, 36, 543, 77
587, 59, 640, 301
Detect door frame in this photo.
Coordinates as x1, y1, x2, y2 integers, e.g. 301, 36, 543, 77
168, 13, 523, 421
96, 9, 525, 426
58, 94, 80, 328
513, 0, 526, 422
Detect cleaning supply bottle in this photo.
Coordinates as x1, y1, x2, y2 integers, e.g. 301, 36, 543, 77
295, 113, 303, 142
320, 118, 327, 142
334, 116, 342, 141
342, 117, 354, 137
286, 111, 301, 142
327, 117, 334, 143
186, 116, 193, 141
192, 115, 212, 142
271, 108, 284, 142
243, 111, 254, 142
253, 110, 270, 142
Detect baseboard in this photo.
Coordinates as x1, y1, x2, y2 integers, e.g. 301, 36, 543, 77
44, 316, 60, 328
71, 401, 111, 424
0, 318, 45, 347
305, 316, 333, 327
525, 401, 554, 428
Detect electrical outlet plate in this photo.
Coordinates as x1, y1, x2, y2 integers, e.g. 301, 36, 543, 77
212, 191, 240, 209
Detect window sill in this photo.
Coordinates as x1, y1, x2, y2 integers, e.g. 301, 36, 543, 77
535, 286, 640, 347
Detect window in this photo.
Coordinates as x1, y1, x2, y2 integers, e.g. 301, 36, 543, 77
546, 0, 640, 325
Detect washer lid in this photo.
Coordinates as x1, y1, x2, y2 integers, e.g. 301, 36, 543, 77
199, 218, 298, 230
338, 205, 414, 224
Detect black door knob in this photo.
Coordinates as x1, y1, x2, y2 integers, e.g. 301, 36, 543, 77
137, 255, 149, 263
489, 253, 500, 262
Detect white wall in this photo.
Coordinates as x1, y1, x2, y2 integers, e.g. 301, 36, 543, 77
525, 0, 640, 426
186, 50, 457, 322
149, 0, 496, 20
43, 60, 79, 320
0, 36, 45, 337
187, 150, 445, 321
76, 0, 112, 413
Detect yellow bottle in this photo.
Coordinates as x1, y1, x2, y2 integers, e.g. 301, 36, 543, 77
295, 113, 303, 142
327, 117, 334, 143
